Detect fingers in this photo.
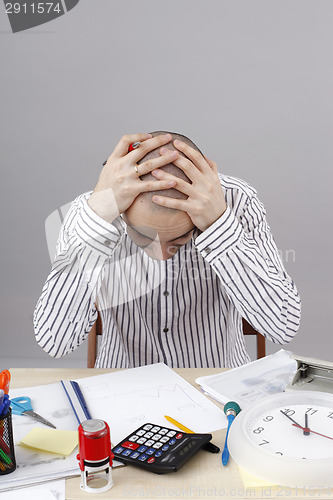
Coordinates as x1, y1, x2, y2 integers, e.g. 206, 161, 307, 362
173, 140, 211, 173
130, 133, 173, 163
138, 150, 179, 176
113, 133, 153, 158
204, 155, 218, 173
136, 179, 177, 195
151, 195, 188, 211
166, 154, 202, 183
151, 169, 193, 196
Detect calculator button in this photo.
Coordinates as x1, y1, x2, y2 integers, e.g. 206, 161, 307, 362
147, 457, 155, 464
137, 438, 147, 444
114, 446, 124, 454
143, 424, 153, 431
176, 433, 183, 440
151, 426, 160, 433
160, 436, 169, 443
146, 448, 155, 455
138, 446, 147, 453
136, 429, 146, 436
145, 440, 154, 446
129, 435, 139, 442
152, 434, 162, 441
169, 438, 176, 445
166, 431, 176, 437
122, 441, 140, 450
153, 442, 163, 449
159, 428, 168, 435
155, 450, 162, 458
162, 444, 169, 452
144, 432, 153, 438
122, 449, 132, 456
138, 454, 148, 461
130, 451, 140, 459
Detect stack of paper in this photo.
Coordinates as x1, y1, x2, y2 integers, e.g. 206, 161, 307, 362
196, 350, 297, 409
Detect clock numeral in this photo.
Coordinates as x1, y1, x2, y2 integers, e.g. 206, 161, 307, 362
327, 411, 333, 419
263, 415, 274, 422
259, 439, 269, 446
282, 408, 295, 416
253, 427, 264, 434
306, 408, 318, 415
275, 451, 283, 455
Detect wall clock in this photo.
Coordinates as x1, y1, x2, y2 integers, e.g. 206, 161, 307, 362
228, 390, 333, 487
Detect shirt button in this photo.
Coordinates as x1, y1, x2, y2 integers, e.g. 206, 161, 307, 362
204, 247, 211, 254
163, 291, 169, 297
104, 240, 111, 246
163, 327, 169, 333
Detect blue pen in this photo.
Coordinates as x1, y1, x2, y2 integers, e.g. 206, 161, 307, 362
222, 401, 241, 466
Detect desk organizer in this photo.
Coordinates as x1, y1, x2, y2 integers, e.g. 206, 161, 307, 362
0, 408, 16, 475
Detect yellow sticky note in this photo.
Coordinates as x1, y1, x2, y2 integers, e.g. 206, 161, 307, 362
238, 467, 277, 488
19, 428, 78, 456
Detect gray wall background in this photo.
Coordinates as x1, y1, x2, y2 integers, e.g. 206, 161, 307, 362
1, 0, 332, 368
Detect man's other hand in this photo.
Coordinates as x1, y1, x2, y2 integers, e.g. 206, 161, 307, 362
150, 140, 227, 232
88, 133, 179, 223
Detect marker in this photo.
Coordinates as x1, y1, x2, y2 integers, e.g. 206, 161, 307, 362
0, 370, 10, 395
0, 395, 10, 417
164, 415, 220, 454
102, 141, 142, 166
222, 401, 241, 466
0, 447, 11, 465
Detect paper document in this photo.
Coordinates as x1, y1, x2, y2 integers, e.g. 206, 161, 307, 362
196, 350, 297, 408
0, 479, 65, 500
75, 363, 227, 445
0, 382, 80, 492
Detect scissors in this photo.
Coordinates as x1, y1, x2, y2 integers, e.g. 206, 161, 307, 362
10, 396, 56, 429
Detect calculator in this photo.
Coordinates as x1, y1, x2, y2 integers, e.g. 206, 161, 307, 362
112, 423, 212, 474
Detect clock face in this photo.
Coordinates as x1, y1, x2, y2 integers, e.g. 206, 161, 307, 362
249, 403, 333, 460
228, 391, 333, 487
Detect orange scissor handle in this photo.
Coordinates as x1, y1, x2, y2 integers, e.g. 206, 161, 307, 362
0, 370, 11, 394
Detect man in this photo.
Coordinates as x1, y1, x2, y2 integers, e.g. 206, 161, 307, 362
34, 131, 301, 368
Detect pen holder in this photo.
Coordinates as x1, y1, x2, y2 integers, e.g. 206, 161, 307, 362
0, 408, 16, 475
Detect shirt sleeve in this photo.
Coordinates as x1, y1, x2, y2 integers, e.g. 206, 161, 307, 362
33, 192, 124, 358
195, 187, 301, 344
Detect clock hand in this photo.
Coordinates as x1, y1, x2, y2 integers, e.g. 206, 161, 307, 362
279, 410, 308, 432
292, 424, 333, 441
280, 409, 311, 435
304, 413, 310, 436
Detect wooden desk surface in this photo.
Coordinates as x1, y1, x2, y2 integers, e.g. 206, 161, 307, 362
10, 368, 333, 500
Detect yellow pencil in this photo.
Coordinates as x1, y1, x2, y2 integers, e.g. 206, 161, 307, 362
164, 415, 220, 454
164, 415, 194, 433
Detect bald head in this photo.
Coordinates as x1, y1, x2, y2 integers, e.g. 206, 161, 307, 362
137, 131, 204, 213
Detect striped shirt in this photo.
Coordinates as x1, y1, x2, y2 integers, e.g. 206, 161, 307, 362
34, 174, 301, 368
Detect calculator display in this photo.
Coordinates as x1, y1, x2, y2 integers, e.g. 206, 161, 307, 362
112, 423, 212, 474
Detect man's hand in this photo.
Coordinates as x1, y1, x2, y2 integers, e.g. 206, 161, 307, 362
150, 140, 227, 232
88, 133, 179, 223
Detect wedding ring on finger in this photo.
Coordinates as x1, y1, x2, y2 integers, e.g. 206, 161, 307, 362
134, 164, 141, 178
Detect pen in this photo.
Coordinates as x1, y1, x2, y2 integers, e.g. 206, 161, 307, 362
164, 415, 220, 454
